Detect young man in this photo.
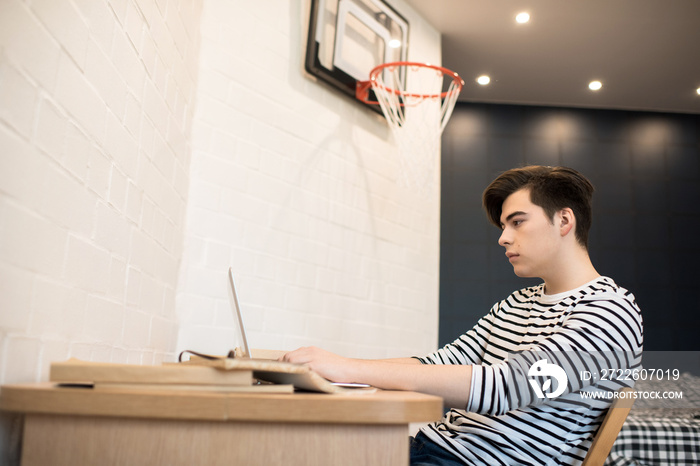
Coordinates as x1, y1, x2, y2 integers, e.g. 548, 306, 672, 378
281, 166, 643, 465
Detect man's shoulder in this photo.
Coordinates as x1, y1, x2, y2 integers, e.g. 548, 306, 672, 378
580, 277, 637, 303
568, 277, 642, 324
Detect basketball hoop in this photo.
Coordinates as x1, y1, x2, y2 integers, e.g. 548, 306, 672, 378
356, 61, 464, 194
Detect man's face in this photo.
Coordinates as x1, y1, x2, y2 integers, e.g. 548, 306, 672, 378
498, 188, 561, 279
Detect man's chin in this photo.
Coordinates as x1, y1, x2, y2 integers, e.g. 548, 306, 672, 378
512, 267, 535, 279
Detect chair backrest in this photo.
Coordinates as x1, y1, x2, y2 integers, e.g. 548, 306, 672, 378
581, 387, 635, 466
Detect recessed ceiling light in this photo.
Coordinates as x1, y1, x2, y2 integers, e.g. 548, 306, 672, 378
516, 12, 530, 23
477, 75, 491, 85
588, 80, 603, 91
696, 87, 700, 95
388, 39, 401, 49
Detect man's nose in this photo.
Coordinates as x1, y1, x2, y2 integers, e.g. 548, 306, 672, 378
498, 228, 511, 247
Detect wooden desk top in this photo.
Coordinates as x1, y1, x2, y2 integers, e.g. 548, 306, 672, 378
0, 383, 443, 425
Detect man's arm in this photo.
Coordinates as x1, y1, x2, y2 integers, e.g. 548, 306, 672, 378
281, 346, 472, 408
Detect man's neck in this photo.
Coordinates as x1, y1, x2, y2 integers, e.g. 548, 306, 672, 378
542, 249, 600, 295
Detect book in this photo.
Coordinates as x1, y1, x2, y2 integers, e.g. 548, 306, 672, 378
93, 382, 294, 394
50, 359, 253, 386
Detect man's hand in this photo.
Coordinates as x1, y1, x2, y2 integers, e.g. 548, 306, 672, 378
280, 346, 356, 383
280, 346, 472, 408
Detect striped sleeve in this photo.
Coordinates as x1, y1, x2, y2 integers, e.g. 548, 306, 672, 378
466, 289, 643, 416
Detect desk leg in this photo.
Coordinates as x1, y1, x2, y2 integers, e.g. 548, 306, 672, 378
22, 414, 410, 466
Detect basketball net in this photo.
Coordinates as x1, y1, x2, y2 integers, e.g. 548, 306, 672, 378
357, 62, 464, 195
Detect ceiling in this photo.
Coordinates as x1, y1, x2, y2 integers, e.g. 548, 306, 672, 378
401, 0, 700, 114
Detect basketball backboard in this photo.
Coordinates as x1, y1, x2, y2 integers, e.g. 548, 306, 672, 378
305, 0, 409, 111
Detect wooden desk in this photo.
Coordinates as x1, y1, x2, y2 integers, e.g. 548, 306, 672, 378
0, 383, 443, 466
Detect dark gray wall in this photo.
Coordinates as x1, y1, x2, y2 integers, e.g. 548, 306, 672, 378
440, 103, 700, 351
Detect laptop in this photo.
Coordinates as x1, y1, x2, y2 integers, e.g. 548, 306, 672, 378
227, 267, 252, 358
226, 267, 371, 389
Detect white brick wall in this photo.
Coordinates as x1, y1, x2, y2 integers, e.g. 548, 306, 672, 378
0, 0, 202, 386
0, 0, 441, 462
176, 0, 441, 360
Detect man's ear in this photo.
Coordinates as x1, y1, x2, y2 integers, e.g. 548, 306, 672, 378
558, 208, 575, 237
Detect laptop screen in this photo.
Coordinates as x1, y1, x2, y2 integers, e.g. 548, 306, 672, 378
227, 268, 251, 358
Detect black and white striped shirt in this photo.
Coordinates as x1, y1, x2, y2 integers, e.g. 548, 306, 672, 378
417, 276, 643, 465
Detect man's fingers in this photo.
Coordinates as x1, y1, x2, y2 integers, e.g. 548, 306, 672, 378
279, 347, 314, 364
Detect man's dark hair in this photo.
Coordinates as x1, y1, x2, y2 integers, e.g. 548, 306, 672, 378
482, 166, 595, 248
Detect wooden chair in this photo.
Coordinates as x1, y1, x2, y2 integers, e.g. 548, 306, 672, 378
582, 387, 635, 466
